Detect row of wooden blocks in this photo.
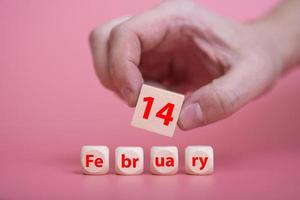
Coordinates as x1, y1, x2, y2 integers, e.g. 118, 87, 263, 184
81, 146, 213, 175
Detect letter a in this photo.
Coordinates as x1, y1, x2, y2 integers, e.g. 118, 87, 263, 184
166, 157, 174, 167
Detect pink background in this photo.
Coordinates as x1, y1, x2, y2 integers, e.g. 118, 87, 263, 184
1, 0, 300, 199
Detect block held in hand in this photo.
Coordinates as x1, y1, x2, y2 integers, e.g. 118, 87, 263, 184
131, 84, 184, 137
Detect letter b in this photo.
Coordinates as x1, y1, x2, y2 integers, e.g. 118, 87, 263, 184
121, 154, 132, 168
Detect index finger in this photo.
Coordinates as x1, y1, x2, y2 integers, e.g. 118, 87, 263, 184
107, 7, 174, 106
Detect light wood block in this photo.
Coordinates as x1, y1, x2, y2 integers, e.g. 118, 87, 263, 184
185, 146, 214, 175
115, 147, 144, 175
81, 145, 109, 175
131, 84, 184, 137
150, 146, 178, 175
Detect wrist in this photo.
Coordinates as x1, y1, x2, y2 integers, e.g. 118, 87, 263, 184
253, 13, 300, 73
247, 18, 294, 76
241, 20, 285, 79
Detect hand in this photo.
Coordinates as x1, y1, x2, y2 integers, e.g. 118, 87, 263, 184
89, 0, 283, 130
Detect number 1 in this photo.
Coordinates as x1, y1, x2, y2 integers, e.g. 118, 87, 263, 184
143, 97, 154, 119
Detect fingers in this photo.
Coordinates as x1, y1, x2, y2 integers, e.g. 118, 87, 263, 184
178, 65, 269, 130
90, 1, 194, 107
106, 8, 174, 107
89, 17, 130, 91
107, 24, 143, 107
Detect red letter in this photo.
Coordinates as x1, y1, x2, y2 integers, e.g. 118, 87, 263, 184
155, 157, 164, 167
85, 154, 94, 167
95, 157, 103, 167
156, 103, 175, 126
121, 154, 131, 168
143, 97, 154, 119
165, 157, 174, 167
199, 157, 208, 170
132, 158, 139, 168
192, 157, 198, 167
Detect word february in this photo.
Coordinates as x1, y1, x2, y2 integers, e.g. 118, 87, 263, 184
81, 146, 213, 175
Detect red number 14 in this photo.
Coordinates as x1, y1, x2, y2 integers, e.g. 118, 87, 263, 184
143, 97, 175, 126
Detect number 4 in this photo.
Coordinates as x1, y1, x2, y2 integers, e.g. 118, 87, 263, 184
143, 97, 175, 126
156, 103, 174, 126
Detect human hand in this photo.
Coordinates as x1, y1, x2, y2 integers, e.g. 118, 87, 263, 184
89, 0, 284, 130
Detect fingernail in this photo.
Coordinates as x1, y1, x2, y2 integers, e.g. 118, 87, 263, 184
121, 87, 134, 106
179, 103, 204, 130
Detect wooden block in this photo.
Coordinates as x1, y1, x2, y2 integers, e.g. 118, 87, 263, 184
185, 146, 214, 175
150, 146, 178, 175
131, 84, 184, 137
115, 147, 144, 175
81, 145, 109, 175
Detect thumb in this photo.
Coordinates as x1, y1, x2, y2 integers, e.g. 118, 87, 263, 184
178, 67, 266, 130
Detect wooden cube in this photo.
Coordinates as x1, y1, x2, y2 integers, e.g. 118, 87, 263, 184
81, 145, 109, 175
185, 146, 214, 175
150, 146, 178, 175
115, 147, 144, 175
131, 84, 184, 137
